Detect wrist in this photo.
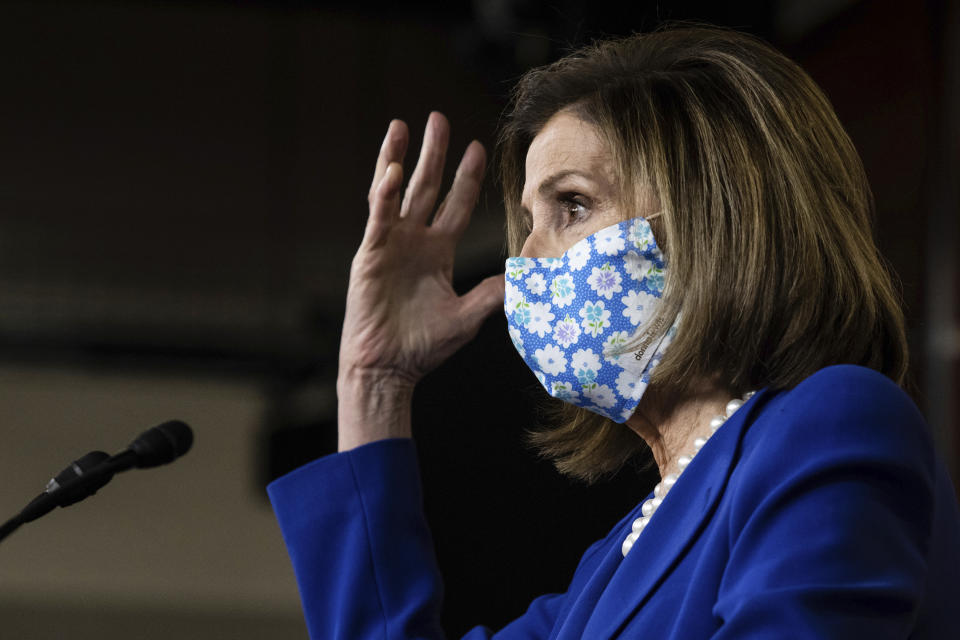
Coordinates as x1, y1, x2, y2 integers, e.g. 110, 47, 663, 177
336, 366, 416, 451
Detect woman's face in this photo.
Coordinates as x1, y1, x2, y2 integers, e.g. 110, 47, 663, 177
519, 111, 658, 258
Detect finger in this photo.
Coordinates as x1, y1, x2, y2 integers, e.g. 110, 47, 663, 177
457, 273, 506, 335
400, 111, 449, 224
368, 120, 409, 204
433, 140, 486, 238
363, 162, 404, 247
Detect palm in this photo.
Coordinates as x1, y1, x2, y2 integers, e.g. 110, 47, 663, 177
339, 114, 504, 385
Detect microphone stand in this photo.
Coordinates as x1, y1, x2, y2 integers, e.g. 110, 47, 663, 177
0, 451, 115, 543
0, 420, 192, 544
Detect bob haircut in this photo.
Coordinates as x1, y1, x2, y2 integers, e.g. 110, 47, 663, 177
497, 26, 909, 483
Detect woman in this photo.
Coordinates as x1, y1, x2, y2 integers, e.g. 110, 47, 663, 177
268, 27, 960, 638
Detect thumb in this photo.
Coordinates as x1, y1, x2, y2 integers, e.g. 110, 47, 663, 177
458, 273, 505, 332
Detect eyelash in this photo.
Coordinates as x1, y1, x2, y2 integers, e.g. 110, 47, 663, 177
520, 193, 590, 232
558, 194, 589, 224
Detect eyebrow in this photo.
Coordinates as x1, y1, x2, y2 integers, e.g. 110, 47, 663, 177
537, 170, 595, 197
520, 169, 596, 216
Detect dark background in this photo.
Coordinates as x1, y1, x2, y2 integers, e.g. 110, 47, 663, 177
0, 0, 956, 638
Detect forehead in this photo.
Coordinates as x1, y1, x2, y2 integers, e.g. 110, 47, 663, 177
523, 112, 613, 196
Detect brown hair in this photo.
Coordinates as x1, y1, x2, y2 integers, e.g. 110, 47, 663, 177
497, 26, 909, 483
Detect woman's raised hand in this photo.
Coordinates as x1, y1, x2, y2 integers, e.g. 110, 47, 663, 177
337, 113, 505, 451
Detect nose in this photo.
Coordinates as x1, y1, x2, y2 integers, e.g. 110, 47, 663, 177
520, 228, 562, 259
519, 232, 540, 258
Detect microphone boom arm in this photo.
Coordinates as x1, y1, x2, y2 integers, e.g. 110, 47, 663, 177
0, 420, 193, 544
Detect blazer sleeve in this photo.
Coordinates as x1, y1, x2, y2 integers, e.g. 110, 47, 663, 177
267, 438, 566, 640
713, 366, 937, 639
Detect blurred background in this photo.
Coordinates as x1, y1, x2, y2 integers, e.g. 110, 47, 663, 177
0, 0, 956, 638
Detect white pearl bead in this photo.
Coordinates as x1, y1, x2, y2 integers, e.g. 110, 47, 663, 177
744, 390, 755, 399
632, 517, 648, 533
623, 390, 755, 561
709, 415, 726, 432
725, 398, 744, 417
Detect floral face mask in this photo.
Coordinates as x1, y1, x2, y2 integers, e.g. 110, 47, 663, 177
504, 216, 677, 422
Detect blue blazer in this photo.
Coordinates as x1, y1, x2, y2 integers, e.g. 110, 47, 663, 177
268, 365, 960, 638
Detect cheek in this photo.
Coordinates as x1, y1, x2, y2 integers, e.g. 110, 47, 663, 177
517, 205, 624, 258
567, 207, 622, 242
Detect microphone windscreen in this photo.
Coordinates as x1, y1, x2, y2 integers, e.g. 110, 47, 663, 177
129, 420, 194, 468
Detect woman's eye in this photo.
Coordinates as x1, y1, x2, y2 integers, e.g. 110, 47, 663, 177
559, 195, 588, 223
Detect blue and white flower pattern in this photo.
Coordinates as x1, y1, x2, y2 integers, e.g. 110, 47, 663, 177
621, 289, 659, 326
551, 381, 580, 403
627, 218, 655, 250
615, 369, 640, 399
534, 370, 547, 388
552, 315, 581, 348
504, 216, 675, 423
525, 272, 547, 295
571, 348, 602, 386
594, 224, 626, 256
506, 257, 531, 280
567, 238, 592, 271
513, 303, 532, 327
534, 344, 567, 376
587, 263, 623, 300
583, 384, 617, 410
624, 250, 651, 281
646, 268, 665, 293
505, 281, 524, 311
600, 330, 634, 370
526, 301, 555, 338
508, 326, 526, 357
579, 300, 611, 337
550, 274, 576, 307
603, 330, 630, 359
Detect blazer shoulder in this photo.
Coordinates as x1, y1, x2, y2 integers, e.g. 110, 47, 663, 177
741, 365, 934, 478
714, 367, 946, 639
790, 363, 905, 397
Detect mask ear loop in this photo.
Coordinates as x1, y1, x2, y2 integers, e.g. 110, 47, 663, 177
631, 210, 672, 361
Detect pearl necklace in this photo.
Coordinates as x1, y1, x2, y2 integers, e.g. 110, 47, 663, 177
621, 391, 755, 557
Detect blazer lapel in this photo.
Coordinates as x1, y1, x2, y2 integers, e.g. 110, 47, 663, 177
578, 390, 769, 639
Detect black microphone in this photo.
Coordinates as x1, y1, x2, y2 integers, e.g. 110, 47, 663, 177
0, 420, 194, 543
23, 450, 114, 519
104, 419, 194, 473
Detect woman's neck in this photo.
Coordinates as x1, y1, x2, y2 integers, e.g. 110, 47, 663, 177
626, 382, 732, 479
